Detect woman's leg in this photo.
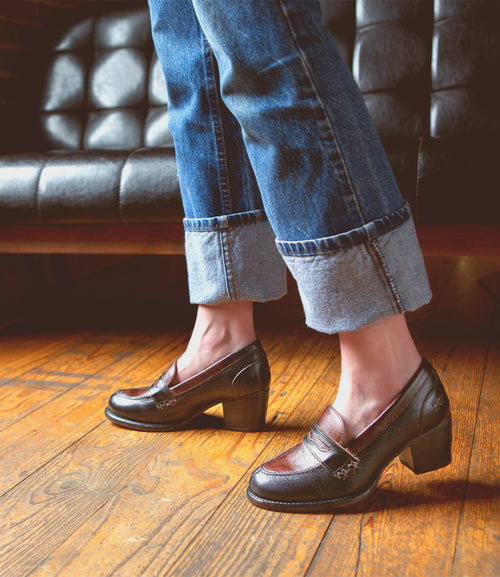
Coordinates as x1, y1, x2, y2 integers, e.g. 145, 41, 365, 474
106, 0, 285, 432
146, 0, 432, 416
148, 0, 431, 389
335, 314, 422, 441
176, 302, 256, 382
147, 0, 287, 380
189, 0, 431, 333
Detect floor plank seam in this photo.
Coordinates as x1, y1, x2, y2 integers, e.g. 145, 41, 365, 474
449, 305, 497, 575
303, 515, 337, 577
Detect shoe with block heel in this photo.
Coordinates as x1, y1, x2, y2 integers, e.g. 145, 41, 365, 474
105, 340, 270, 432
247, 358, 452, 512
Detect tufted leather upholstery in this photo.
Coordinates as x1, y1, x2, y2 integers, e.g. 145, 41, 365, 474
320, 0, 499, 225
0, 0, 499, 230
0, 3, 182, 225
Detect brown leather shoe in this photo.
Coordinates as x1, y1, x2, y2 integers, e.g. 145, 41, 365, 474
247, 359, 452, 512
105, 340, 270, 432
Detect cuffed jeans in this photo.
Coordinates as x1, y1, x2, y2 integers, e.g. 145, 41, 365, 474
147, 0, 432, 333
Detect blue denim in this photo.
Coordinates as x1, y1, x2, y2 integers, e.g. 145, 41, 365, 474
147, 0, 432, 333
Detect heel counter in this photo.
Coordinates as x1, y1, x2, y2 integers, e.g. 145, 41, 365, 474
232, 354, 270, 397
421, 363, 451, 431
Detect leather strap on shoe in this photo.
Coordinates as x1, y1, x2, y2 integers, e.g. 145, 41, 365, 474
150, 363, 178, 409
303, 424, 359, 480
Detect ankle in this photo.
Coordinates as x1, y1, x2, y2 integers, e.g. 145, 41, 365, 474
177, 302, 256, 381
332, 378, 404, 442
195, 303, 256, 353
334, 314, 422, 441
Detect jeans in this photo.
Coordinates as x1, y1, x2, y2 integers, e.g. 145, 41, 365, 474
147, 0, 432, 333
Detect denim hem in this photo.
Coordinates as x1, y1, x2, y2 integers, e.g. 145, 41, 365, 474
276, 202, 412, 256
184, 210, 287, 304
277, 210, 432, 334
183, 209, 268, 231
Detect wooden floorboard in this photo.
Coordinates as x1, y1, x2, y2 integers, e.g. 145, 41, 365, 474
0, 256, 498, 577
451, 304, 499, 577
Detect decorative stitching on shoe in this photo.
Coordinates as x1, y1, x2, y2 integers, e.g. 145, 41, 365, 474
156, 398, 177, 409
330, 459, 359, 479
303, 427, 360, 480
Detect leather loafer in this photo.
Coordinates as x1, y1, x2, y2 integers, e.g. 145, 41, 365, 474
247, 359, 452, 512
105, 340, 270, 432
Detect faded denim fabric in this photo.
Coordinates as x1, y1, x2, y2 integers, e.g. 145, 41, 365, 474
148, 0, 432, 333
184, 210, 287, 304
278, 204, 432, 333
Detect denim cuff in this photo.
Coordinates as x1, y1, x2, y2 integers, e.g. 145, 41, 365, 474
276, 203, 432, 333
184, 210, 287, 304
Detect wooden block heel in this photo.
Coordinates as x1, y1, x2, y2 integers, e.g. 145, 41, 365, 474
399, 414, 452, 474
223, 389, 269, 432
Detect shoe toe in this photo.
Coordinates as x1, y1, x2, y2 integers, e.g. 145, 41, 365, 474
107, 388, 152, 419
249, 462, 317, 504
248, 466, 271, 497
248, 466, 287, 506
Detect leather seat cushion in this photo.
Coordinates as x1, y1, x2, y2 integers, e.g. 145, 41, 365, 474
0, 148, 183, 224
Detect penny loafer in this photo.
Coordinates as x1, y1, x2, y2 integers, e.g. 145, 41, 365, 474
247, 359, 452, 512
105, 340, 270, 432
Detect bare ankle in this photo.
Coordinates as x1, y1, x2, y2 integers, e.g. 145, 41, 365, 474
177, 302, 256, 381
334, 314, 422, 442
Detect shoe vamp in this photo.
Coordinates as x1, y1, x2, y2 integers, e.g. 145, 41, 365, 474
262, 439, 321, 474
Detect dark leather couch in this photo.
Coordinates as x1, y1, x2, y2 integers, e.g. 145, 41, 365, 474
1, 0, 499, 256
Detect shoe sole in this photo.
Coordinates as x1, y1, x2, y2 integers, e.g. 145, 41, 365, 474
104, 389, 268, 433
104, 406, 197, 432
246, 476, 381, 513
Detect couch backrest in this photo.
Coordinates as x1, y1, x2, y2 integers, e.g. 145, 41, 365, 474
40, 6, 171, 151
321, 0, 499, 140
39, 0, 499, 151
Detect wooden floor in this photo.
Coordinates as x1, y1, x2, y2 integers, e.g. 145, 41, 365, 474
0, 255, 498, 577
